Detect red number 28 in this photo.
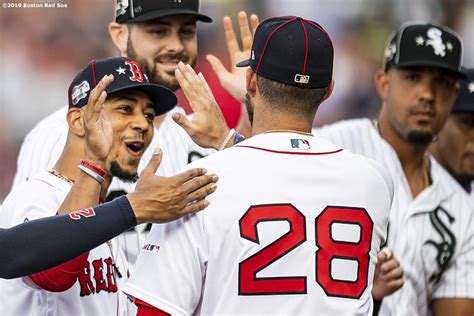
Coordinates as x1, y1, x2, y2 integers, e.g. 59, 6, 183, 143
238, 204, 373, 299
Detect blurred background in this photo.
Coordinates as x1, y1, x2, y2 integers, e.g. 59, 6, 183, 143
0, 0, 473, 201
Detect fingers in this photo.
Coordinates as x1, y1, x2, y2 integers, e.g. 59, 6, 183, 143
385, 277, 404, 290
141, 148, 163, 176
380, 257, 399, 273
206, 54, 228, 78
223, 16, 240, 61
382, 266, 404, 282
182, 174, 218, 195
250, 14, 260, 36
175, 63, 199, 103
174, 167, 208, 184
181, 199, 210, 216
90, 75, 114, 112
183, 182, 217, 205
238, 11, 253, 51
198, 72, 214, 99
172, 112, 195, 135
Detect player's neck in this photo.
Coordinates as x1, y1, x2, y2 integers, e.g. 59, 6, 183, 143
377, 117, 432, 197
251, 108, 313, 136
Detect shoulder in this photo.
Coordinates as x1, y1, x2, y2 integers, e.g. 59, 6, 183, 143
314, 118, 375, 135
1, 172, 67, 224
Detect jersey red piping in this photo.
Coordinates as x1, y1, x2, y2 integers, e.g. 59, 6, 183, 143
235, 145, 343, 155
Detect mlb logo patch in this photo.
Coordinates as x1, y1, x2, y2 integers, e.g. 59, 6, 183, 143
291, 139, 311, 149
142, 243, 161, 254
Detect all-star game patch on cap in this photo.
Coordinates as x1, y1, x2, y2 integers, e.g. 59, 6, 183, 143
452, 68, 474, 113
68, 57, 177, 115
236, 16, 334, 89
115, 0, 212, 23
383, 23, 464, 77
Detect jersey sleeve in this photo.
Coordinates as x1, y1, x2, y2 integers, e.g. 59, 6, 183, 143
123, 214, 208, 315
432, 194, 474, 299
12, 119, 67, 190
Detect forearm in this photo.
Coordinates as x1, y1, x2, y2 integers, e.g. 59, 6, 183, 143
0, 196, 136, 279
57, 160, 104, 215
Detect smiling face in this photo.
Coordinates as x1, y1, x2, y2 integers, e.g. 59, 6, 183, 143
126, 15, 198, 91
378, 67, 459, 145
102, 89, 155, 181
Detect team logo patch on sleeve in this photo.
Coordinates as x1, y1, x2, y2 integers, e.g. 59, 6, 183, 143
142, 243, 161, 254
291, 139, 311, 149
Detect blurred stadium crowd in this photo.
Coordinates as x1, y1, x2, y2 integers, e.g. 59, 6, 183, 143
0, 0, 473, 201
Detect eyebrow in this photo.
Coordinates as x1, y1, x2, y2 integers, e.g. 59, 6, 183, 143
111, 96, 155, 110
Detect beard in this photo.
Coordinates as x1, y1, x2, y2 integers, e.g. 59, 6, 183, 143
406, 131, 435, 144
110, 160, 138, 183
244, 93, 254, 127
127, 37, 197, 91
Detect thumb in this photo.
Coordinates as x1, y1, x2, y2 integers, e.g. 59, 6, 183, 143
206, 55, 228, 80
378, 247, 393, 262
142, 148, 163, 176
172, 112, 195, 135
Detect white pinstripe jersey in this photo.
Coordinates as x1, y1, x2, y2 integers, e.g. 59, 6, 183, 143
124, 132, 393, 315
11, 105, 214, 269
314, 118, 474, 316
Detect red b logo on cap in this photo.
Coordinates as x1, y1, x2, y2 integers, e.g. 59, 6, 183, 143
125, 60, 145, 82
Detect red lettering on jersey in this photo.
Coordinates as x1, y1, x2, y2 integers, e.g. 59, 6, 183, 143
125, 61, 145, 82
78, 263, 95, 296
79, 257, 118, 296
92, 259, 108, 294
104, 257, 118, 293
69, 208, 96, 220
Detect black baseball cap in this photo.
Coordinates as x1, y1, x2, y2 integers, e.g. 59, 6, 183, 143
115, 0, 212, 23
383, 23, 464, 78
452, 68, 474, 113
236, 16, 334, 89
68, 57, 177, 115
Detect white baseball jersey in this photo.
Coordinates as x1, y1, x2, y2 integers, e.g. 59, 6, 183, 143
314, 118, 474, 316
123, 132, 393, 315
11, 105, 215, 269
0, 172, 131, 316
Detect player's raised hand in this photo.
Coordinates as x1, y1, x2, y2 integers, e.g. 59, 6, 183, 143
207, 11, 259, 103
173, 62, 230, 150
372, 247, 404, 301
127, 148, 218, 224
83, 74, 114, 163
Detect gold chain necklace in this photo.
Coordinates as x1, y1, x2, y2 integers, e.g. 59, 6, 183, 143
48, 169, 74, 185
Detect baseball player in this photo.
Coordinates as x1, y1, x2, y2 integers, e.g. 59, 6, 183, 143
10, 0, 255, 267
311, 24, 474, 315
430, 67, 474, 196
123, 16, 393, 315
0, 57, 217, 315
0, 152, 216, 281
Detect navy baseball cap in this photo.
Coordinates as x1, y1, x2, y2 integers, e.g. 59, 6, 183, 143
115, 0, 212, 24
68, 57, 177, 115
383, 23, 464, 78
452, 68, 474, 113
236, 16, 334, 89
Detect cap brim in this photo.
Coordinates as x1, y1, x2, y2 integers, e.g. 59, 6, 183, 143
394, 60, 467, 79
236, 59, 251, 67
127, 9, 212, 23
109, 84, 177, 115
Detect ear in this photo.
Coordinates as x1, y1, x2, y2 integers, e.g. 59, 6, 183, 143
374, 68, 390, 101
108, 22, 129, 55
246, 68, 257, 97
67, 108, 85, 137
321, 80, 335, 102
